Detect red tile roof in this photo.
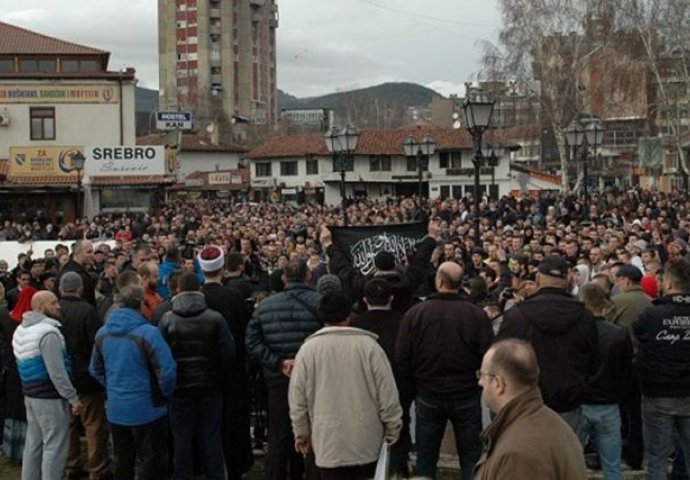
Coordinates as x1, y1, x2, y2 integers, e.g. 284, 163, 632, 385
90, 176, 175, 186
248, 126, 479, 159
0, 21, 107, 55
138, 134, 248, 153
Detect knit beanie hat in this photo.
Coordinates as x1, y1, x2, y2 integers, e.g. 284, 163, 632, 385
316, 274, 341, 295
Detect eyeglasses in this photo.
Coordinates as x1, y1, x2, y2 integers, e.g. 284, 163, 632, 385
476, 370, 497, 381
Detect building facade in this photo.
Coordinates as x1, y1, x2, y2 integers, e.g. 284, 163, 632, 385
0, 21, 171, 222
159, 0, 278, 138
247, 126, 521, 205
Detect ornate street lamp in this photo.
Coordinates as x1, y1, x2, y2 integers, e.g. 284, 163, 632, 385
403, 134, 436, 197
72, 151, 86, 220
462, 89, 495, 245
566, 117, 604, 216
324, 125, 359, 226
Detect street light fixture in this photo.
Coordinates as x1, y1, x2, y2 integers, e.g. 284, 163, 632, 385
324, 125, 359, 226
403, 134, 436, 197
565, 117, 604, 217
72, 151, 86, 220
462, 89, 495, 246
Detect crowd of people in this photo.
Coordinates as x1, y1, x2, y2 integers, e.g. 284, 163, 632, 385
0, 187, 689, 479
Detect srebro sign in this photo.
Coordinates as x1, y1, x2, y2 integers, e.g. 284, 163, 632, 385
85, 146, 166, 176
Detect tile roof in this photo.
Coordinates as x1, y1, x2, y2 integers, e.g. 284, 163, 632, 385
0, 21, 107, 55
138, 134, 248, 153
248, 125, 479, 159
90, 176, 176, 186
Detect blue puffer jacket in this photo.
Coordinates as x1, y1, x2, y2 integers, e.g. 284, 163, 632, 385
246, 283, 322, 386
89, 307, 177, 426
157, 260, 182, 300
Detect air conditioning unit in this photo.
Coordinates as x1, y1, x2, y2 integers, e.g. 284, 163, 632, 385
0, 112, 9, 126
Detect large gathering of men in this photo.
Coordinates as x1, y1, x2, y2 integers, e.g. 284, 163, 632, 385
1, 190, 690, 480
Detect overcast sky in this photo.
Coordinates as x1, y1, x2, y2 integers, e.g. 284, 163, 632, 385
2, 0, 501, 98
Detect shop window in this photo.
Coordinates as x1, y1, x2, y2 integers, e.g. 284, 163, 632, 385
30, 107, 56, 141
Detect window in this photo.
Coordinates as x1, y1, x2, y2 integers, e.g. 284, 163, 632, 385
280, 161, 298, 176
80, 60, 99, 72
30, 108, 56, 140
306, 158, 318, 175
255, 162, 272, 177
19, 60, 38, 73
369, 155, 391, 172
38, 60, 56, 73
406, 157, 417, 172
439, 152, 461, 169
0, 59, 13, 73
61, 60, 78, 73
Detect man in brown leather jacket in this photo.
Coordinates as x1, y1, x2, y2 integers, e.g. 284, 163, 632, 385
474, 339, 587, 480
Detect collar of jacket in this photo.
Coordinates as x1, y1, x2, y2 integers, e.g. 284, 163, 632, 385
480, 387, 544, 455
533, 286, 571, 298
427, 291, 469, 301
654, 294, 690, 306
308, 325, 379, 341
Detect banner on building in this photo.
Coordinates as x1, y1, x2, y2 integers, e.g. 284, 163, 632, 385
0, 84, 119, 104
638, 137, 662, 168
330, 221, 426, 276
85, 146, 166, 176
9, 146, 83, 177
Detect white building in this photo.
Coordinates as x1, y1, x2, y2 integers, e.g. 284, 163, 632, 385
0, 21, 171, 221
248, 126, 518, 205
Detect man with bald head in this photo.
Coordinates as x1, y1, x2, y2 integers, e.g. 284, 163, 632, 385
56, 239, 96, 307
474, 339, 587, 479
13, 290, 83, 480
396, 261, 494, 479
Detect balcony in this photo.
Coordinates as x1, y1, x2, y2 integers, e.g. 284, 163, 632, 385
250, 0, 266, 6
209, 8, 221, 19
209, 24, 221, 36
210, 73, 222, 84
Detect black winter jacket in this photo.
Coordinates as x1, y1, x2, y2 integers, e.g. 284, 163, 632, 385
497, 287, 599, 412
59, 296, 103, 394
245, 283, 322, 386
159, 291, 235, 397
634, 294, 690, 397
584, 317, 633, 404
396, 292, 494, 403
56, 259, 96, 308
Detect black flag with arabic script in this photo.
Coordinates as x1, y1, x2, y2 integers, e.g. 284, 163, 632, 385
330, 221, 427, 276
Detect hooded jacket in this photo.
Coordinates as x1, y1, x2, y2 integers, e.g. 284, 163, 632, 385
497, 287, 599, 412
12, 311, 77, 402
634, 293, 690, 397
89, 307, 176, 426
159, 291, 235, 397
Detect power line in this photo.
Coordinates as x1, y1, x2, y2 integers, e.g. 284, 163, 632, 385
358, 0, 495, 28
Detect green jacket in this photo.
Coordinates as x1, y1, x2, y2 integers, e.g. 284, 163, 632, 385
610, 285, 652, 353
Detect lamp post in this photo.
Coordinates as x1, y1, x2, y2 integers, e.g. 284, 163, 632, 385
72, 151, 86, 220
324, 125, 359, 226
403, 134, 436, 198
462, 89, 495, 246
565, 117, 604, 216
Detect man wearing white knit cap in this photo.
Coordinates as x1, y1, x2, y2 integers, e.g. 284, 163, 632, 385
198, 246, 254, 479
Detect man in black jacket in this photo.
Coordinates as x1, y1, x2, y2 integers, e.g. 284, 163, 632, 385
396, 261, 494, 480
634, 258, 690, 480
497, 254, 599, 433
579, 283, 633, 479
159, 272, 235, 480
199, 245, 253, 480
351, 278, 409, 477
59, 272, 111, 480
246, 258, 322, 480
56, 240, 96, 308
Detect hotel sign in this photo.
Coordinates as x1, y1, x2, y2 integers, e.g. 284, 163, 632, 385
9, 146, 83, 177
0, 84, 119, 103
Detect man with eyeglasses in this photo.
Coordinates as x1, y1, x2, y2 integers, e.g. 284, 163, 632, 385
474, 339, 587, 479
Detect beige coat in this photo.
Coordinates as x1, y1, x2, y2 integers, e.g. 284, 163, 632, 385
474, 388, 587, 480
288, 326, 402, 468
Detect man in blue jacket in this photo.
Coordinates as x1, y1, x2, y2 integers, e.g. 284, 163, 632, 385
89, 282, 176, 480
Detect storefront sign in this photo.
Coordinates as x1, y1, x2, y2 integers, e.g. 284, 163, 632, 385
0, 84, 119, 103
208, 172, 232, 185
9, 146, 83, 177
85, 146, 165, 176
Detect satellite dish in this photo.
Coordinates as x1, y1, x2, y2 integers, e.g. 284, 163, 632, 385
452, 120, 462, 130
206, 124, 214, 133
452, 112, 460, 120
